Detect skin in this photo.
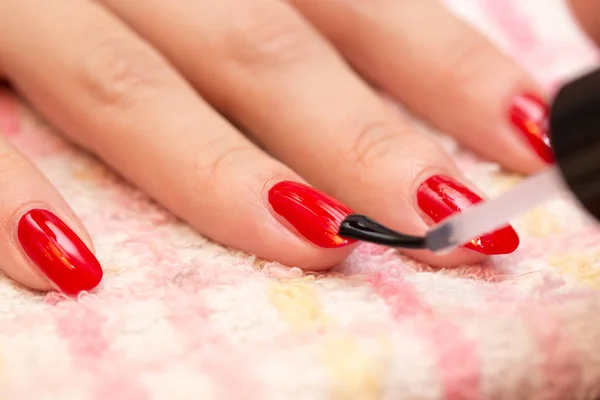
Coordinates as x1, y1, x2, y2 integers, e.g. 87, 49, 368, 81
568, 0, 600, 46
0, 0, 591, 292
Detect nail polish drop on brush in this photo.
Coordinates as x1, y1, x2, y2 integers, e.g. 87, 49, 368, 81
417, 175, 520, 255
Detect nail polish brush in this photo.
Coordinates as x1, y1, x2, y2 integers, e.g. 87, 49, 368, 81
338, 67, 600, 253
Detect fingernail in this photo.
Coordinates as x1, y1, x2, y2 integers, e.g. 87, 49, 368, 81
417, 175, 519, 255
268, 181, 355, 248
18, 209, 103, 295
509, 93, 554, 163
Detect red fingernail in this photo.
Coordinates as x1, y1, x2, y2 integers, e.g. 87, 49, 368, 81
509, 93, 554, 163
18, 209, 103, 295
417, 175, 519, 255
268, 181, 355, 248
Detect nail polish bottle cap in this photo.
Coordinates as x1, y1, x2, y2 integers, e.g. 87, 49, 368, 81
551, 67, 600, 221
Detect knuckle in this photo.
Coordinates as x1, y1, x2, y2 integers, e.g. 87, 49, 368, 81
437, 38, 492, 88
79, 38, 166, 109
335, 0, 398, 11
224, 2, 319, 72
395, 134, 454, 173
189, 142, 254, 192
345, 118, 401, 171
0, 148, 22, 177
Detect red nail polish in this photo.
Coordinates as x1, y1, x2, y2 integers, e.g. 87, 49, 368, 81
417, 176, 519, 255
509, 93, 554, 163
268, 181, 355, 248
18, 209, 103, 295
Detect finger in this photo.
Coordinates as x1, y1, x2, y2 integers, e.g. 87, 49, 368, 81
99, 0, 519, 265
0, 135, 101, 294
569, 0, 600, 45
290, 0, 553, 173
0, 0, 357, 270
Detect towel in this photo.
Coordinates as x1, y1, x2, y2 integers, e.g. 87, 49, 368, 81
1, 0, 599, 398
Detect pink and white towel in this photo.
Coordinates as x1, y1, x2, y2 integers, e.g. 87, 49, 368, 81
1, 1, 600, 399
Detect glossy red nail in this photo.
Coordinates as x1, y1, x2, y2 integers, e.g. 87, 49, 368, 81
509, 93, 554, 163
417, 176, 519, 255
268, 181, 355, 248
18, 209, 102, 295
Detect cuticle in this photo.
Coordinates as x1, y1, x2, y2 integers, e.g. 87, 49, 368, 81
10, 204, 52, 243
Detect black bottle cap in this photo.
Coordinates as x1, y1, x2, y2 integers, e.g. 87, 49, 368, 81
551, 67, 600, 220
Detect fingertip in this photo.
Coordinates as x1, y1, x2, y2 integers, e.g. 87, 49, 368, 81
1, 207, 92, 294
263, 179, 359, 270
504, 91, 555, 171
266, 180, 356, 249
464, 225, 521, 256
410, 174, 522, 262
280, 242, 359, 272
15, 208, 103, 295
401, 247, 487, 268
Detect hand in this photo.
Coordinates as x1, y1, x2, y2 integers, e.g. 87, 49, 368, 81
0, 0, 551, 294
569, 0, 600, 45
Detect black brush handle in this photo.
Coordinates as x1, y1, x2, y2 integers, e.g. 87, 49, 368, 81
551, 67, 600, 221
338, 214, 427, 249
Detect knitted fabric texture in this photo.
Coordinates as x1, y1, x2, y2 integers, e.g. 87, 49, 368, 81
2, 1, 600, 399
